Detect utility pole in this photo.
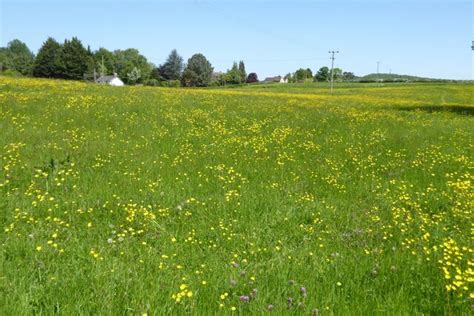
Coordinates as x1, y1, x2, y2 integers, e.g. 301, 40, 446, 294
101, 56, 105, 76
329, 50, 339, 93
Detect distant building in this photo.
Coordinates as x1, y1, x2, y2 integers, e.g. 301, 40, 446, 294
96, 73, 124, 86
263, 75, 288, 83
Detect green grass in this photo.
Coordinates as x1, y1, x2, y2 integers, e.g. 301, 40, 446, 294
1, 77, 473, 315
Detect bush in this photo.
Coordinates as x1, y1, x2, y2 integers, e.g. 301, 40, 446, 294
1, 69, 22, 77
144, 79, 160, 86
158, 80, 181, 88
169, 80, 180, 88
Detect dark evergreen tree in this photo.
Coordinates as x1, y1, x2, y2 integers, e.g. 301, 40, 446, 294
182, 53, 213, 87
33, 37, 62, 78
159, 49, 183, 80
84, 45, 96, 80
59, 37, 89, 80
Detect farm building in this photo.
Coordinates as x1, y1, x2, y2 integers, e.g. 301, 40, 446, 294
263, 75, 288, 83
96, 73, 124, 86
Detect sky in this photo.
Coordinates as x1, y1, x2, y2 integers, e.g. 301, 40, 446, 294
1, 0, 473, 80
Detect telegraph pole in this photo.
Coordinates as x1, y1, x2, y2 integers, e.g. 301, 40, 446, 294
329, 50, 339, 93
101, 56, 105, 76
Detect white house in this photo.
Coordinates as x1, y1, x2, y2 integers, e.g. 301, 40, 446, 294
96, 73, 124, 86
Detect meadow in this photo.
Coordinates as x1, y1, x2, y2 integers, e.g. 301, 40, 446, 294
1, 77, 473, 315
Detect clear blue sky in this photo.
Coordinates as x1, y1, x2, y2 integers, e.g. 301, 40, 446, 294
1, 0, 473, 79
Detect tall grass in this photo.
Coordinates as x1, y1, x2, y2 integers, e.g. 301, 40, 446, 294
1, 77, 473, 314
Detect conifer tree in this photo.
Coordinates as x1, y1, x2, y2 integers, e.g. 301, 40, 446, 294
60, 37, 89, 80
33, 37, 62, 78
159, 49, 183, 80
238, 60, 246, 83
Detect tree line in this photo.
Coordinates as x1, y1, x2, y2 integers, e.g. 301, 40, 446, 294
285, 67, 355, 83
0, 37, 255, 87
0, 37, 356, 86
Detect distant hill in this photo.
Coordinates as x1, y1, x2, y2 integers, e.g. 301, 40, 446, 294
359, 73, 437, 82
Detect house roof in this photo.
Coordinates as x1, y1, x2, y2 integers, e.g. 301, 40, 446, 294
96, 75, 116, 83
263, 76, 282, 82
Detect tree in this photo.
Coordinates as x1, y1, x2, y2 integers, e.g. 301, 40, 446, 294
0, 47, 7, 72
330, 68, 343, 81
84, 45, 96, 80
238, 60, 246, 83
246, 72, 258, 83
294, 68, 311, 82
94, 48, 115, 76
33, 38, 63, 78
210, 72, 226, 86
285, 73, 295, 83
59, 37, 89, 80
150, 67, 161, 80
306, 68, 313, 78
3, 39, 34, 75
182, 68, 198, 87
113, 48, 152, 84
314, 66, 329, 82
225, 62, 242, 84
182, 53, 213, 87
342, 71, 355, 81
159, 49, 183, 81
127, 67, 141, 84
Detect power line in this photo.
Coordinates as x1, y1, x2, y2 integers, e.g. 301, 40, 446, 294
146, 56, 328, 65
211, 57, 328, 63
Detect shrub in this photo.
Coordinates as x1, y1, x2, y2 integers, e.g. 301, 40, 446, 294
168, 80, 180, 88
144, 79, 159, 86
1, 69, 22, 77
156, 80, 180, 88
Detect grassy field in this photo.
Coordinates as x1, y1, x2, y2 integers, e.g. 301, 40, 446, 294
1, 77, 473, 315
